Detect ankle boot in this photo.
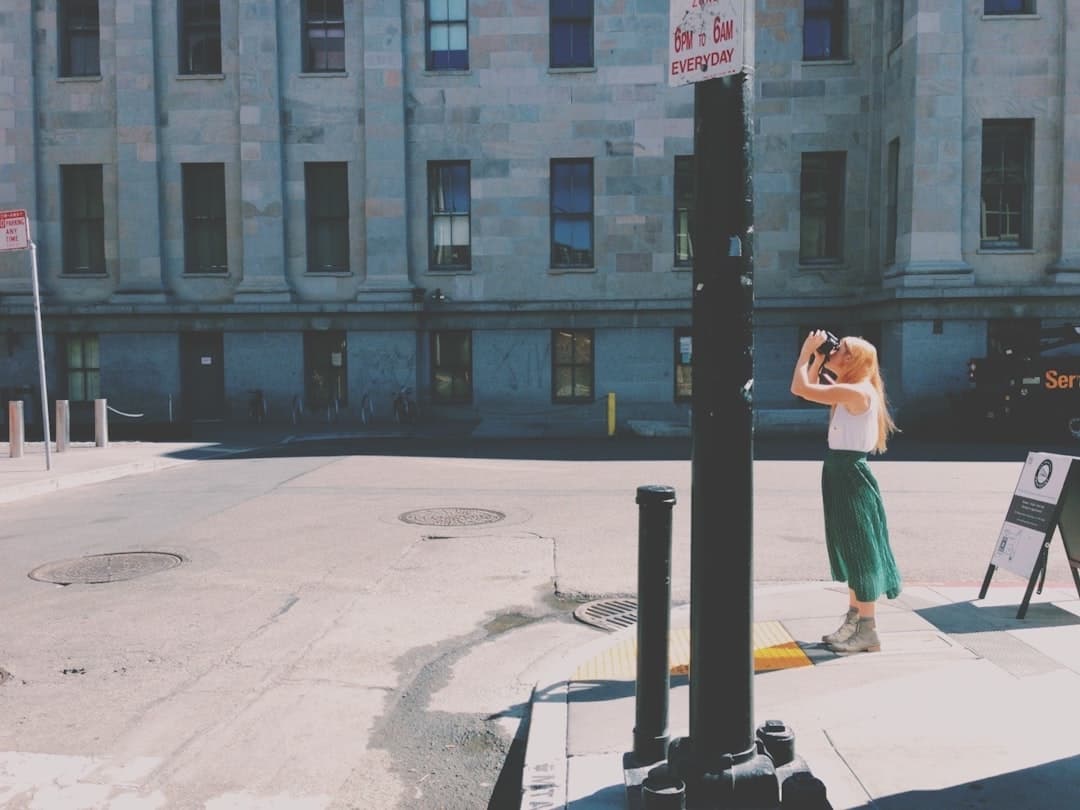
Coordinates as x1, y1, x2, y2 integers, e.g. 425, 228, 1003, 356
828, 617, 880, 654
821, 607, 859, 645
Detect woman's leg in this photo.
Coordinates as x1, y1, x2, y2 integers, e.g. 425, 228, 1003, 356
854, 591, 875, 618
830, 593, 881, 653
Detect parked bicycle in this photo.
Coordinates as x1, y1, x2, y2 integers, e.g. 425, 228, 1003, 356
359, 391, 375, 425
392, 386, 417, 424
247, 389, 268, 424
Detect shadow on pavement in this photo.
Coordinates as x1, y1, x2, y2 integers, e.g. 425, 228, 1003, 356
852, 754, 1080, 810
916, 599, 1080, 633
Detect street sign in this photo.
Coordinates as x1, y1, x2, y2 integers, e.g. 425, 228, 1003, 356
1, 208, 30, 251
668, 0, 745, 87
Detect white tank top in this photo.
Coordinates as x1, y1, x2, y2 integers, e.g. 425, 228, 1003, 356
828, 382, 878, 452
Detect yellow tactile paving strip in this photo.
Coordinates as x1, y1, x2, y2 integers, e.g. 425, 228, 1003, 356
572, 621, 812, 681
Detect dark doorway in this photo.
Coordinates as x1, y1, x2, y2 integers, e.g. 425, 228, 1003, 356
180, 331, 225, 421
304, 330, 347, 409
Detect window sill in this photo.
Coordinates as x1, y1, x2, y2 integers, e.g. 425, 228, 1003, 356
298, 71, 349, 78
548, 66, 597, 75
424, 69, 471, 77
57, 75, 102, 83
177, 73, 225, 81
183, 270, 230, 277
304, 270, 352, 276
982, 14, 1039, 21
976, 247, 1035, 254
801, 58, 853, 67
672, 264, 693, 272
60, 270, 107, 277
428, 267, 472, 275
549, 266, 596, 274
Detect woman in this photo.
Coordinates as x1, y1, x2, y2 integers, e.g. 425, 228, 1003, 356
790, 330, 902, 653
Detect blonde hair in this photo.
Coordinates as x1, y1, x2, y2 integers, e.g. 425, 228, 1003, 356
838, 336, 898, 454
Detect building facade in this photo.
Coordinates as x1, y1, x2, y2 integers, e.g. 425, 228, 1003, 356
1, 1, 1078, 438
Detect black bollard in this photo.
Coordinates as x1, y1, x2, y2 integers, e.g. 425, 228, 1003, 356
633, 484, 677, 766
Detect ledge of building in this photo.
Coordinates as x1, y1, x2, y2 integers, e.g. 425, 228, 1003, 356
626, 408, 828, 439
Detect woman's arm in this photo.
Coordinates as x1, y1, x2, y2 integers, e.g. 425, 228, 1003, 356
790, 330, 870, 412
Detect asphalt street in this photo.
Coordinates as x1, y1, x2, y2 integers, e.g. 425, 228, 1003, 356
2, 433, 1078, 808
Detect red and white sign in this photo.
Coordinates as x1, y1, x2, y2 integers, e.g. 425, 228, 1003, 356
0, 209, 30, 252
668, 0, 745, 87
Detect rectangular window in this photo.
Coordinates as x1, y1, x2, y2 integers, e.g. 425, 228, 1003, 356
552, 329, 594, 403
182, 163, 228, 274
985, 1, 1035, 15
59, 0, 100, 77
305, 162, 350, 273
179, 0, 222, 75
429, 161, 471, 269
981, 119, 1032, 249
427, 0, 468, 70
431, 331, 472, 403
800, 151, 845, 264
550, 0, 593, 69
65, 334, 100, 402
674, 156, 695, 267
675, 327, 692, 402
303, 0, 345, 73
890, 0, 904, 49
885, 138, 899, 265
61, 164, 106, 275
550, 158, 594, 268
803, 0, 846, 61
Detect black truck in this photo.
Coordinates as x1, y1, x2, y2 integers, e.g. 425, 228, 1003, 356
962, 324, 1080, 441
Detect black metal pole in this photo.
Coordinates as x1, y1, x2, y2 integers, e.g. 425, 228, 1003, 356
633, 484, 677, 766
689, 70, 755, 763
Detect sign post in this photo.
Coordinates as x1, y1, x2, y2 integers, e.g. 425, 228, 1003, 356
633, 3, 830, 807
1, 209, 52, 470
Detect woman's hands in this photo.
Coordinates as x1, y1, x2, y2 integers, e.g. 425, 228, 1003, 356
792, 329, 833, 402
800, 330, 829, 367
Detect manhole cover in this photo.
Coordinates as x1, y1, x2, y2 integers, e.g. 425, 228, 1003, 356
29, 552, 183, 585
398, 507, 506, 527
574, 598, 638, 631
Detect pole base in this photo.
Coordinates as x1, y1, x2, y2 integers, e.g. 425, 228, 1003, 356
653, 727, 832, 809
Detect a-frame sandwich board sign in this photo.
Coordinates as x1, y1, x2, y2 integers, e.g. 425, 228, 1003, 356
979, 451, 1080, 619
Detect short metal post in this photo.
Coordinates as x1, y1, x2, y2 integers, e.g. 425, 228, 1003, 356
633, 484, 677, 766
8, 400, 24, 458
56, 399, 70, 452
95, 398, 109, 447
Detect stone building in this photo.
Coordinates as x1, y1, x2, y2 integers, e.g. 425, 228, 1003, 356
1, 1, 1077, 438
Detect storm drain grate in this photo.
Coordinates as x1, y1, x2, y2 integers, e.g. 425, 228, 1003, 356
398, 507, 506, 527
29, 552, 183, 585
574, 598, 639, 632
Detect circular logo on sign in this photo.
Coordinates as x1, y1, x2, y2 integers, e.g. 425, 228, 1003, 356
1034, 459, 1053, 489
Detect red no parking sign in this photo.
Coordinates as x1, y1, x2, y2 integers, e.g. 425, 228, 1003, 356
1, 208, 30, 252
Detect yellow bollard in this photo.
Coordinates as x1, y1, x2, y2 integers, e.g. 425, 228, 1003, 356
607, 392, 616, 437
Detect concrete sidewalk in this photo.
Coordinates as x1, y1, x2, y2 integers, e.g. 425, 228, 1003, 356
521, 581, 1080, 810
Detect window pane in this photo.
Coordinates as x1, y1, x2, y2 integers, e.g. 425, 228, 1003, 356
84, 336, 99, 368
431, 26, 449, 50
985, 0, 1032, 14
573, 332, 592, 363
554, 332, 574, 363
554, 367, 574, 398
448, 0, 467, 18
430, 0, 449, 21
450, 217, 470, 245
448, 24, 467, 51
799, 152, 844, 262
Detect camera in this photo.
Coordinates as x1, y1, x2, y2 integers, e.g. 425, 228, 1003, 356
816, 331, 840, 356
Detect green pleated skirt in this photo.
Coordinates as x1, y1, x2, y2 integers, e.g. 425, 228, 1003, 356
821, 450, 902, 602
